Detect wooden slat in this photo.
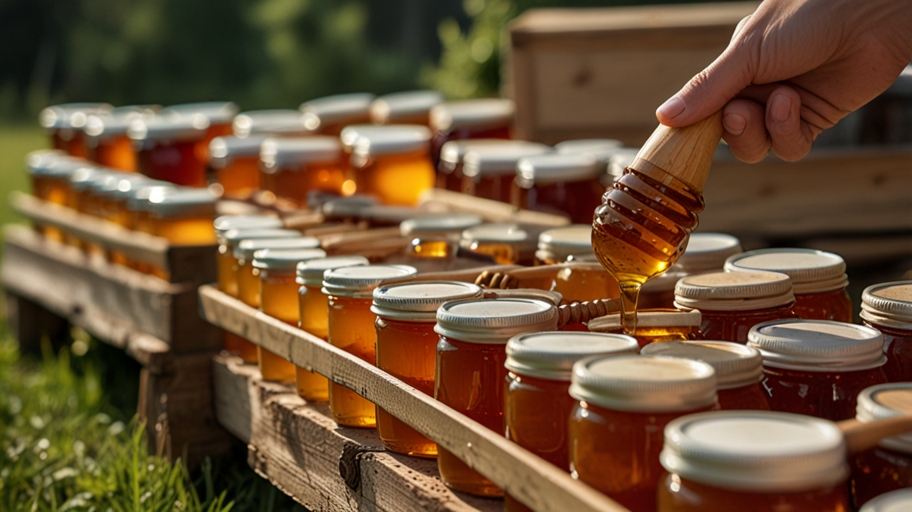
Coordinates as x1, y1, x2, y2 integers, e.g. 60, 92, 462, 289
199, 285, 628, 512
10, 192, 216, 284
418, 189, 570, 227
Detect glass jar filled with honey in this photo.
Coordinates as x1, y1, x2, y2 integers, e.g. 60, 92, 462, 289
860, 281, 912, 382
254, 247, 328, 383
208, 136, 265, 199
658, 411, 851, 511
371, 281, 484, 457
295, 256, 370, 401
260, 137, 346, 208
569, 354, 718, 511
459, 224, 537, 265
348, 125, 435, 206
322, 265, 418, 427
399, 214, 482, 266
436, 139, 511, 191
851, 383, 912, 508
504, 331, 638, 512
675, 271, 798, 343
512, 153, 606, 224
27, 151, 84, 241
725, 248, 852, 322
588, 308, 703, 348
232, 109, 311, 138
434, 297, 559, 497
300, 93, 375, 136
128, 114, 210, 187
748, 319, 888, 421
535, 225, 620, 303
84, 106, 158, 171
642, 340, 768, 410
429, 99, 514, 167
69, 167, 117, 253
370, 90, 444, 126
461, 141, 550, 203
39, 103, 113, 157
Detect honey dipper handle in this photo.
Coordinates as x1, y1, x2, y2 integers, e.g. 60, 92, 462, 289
838, 415, 912, 455
633, 110, 724, 193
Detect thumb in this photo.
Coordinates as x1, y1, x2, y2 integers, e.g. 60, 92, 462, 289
656, 36, 757, 127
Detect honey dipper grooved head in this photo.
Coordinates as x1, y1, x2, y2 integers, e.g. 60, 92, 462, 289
632, 111, 724, 193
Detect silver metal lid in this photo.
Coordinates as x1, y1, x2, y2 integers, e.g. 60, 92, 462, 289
70, 166, 116, 191
235, 236, 320, 261
39, 103, 113, 130
434, 298, 558, 344
322, 265, 417, 299
856, 383, 912, 454
860, 489, 912, 512
429, 98, 514, 132
339, 124, 390, 150
400, 214, 483, 237
221, 228, 300, 247
232, 109, 311, 138
98, 174, 157, 200
438, 139, 515, 165
160, 101, 238, 125
462, 141, 550, 177
536, 224, 596, 262
555, 139, 623, 161
641, 341, 763, 390
351, 125, 432, 157
128, 113, 209, 142
370, 90, 443, 123
747, 319, 886, 372
674, 271, 795, 311
725, 248, 848, 294
26, 150, 86, 178
208, 135, 267, 168
213, 215, 283, 235
861, 281, 912, 329
260, 136, 342, 170
505, 332, 638, 381
129, 188, 219, 217
300, 93, 375, 130
252, 248, 328, 271
516, 153, 604, 186
84, 106, 157, 139
296, 256, 370, 286
320, 196, 379, 218
675, 233, 743, 274
371, 281, 483, 321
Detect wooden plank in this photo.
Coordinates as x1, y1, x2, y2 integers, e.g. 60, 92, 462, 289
199, 285, 628, 512
418, 189, 570, 227
212, 352, 257, 443
1, 226, 220, 353
10, 192, 216, 284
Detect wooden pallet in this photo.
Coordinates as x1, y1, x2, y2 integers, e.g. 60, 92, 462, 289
199, 285, 628, 512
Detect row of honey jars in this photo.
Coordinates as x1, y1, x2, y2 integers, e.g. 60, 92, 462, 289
40, 103, 113, 157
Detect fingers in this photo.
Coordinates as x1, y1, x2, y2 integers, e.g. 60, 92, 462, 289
765, 85, 814, 161
721, 99, 769, 163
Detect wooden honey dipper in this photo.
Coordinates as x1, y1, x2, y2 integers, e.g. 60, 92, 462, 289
632, 110, 724, 192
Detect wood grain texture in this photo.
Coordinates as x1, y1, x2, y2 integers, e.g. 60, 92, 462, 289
418, 189, 570, 227
199, 285, 629, 512
634, 111, 723, 191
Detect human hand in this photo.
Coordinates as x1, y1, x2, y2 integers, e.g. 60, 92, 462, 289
656, 0, 912, 162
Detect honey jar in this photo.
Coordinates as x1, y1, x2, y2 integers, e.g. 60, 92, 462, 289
322, 265, 418, 427
535, 225, 619, 303
434, 298, 559, 497
399, 214, 482, 265
461, 141, 550, 203
748, 319, 888, 421
294, 256, 370, 401
459, 223, 537, 265
436, 139, 510, 191
429, 99, 514, 167
674, 271, 798, 343
674, 232, 743, 276
128, 114, 210, 187
254, 247, 328, 383
641, 340, 768, 410
725, 248, 852, 322
658, 411, 850, 511
231, 109, 311, 138
588, 309, 703, 347
159, 101, 238, 144
851, 383, 912, 508
535, 224, 597, 264
370, 90, 444, 126
208, 136, 265, 199
69, 167, 117, 253
213, 215, 284, 238
512, 153, 606, 224
260, 137, 346, 208
860, 281, 912, 382
83, 108, 155, 172
504, 331, 638, 512
569, 355, 718, 511
300, 93, 375, 136
347, 125, 435, 206
859, 488, 912, 511
26, 151, 84, 241
371, 281, 484, 457
39, 103, 113, 157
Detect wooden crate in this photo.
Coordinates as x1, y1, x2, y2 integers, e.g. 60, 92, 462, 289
506, 2, 758, 145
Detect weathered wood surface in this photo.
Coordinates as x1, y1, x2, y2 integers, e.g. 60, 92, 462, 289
200, 285, 628, 512
11, 192, 216, 284
1, 226, 220, 353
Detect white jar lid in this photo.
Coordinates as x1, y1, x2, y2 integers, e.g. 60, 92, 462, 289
429, 98, 514, 132
209, 135, 268, 168
321, 196, 378, 218
26, 150, 84, 178
554, 138, 623, 162
232, 109, 311, 138
674, 271, 795, 311
434, 298, 558, 344
371, 281, 483, 322
588, 308, 702, 333
537, 224, 596, 262
300, 93, 375, 130
400, 214, 483, 237
861, 281, 912, 329
98, 174, 155, 200
569, 355, 717, 413
160, 101, 238, 125
85, 107, 155, 138
606, 147, 640, 179
856, 383, 912, 454
516, 153, 604, 185
296, 256, 369, 286
724, 248, 848, 294
135, 188, 218, 218
461, 223, 530, 243
322, 265, 417, 299
462, 141, 551, 177
438, 139, 514, 165
860, 488, 912, 512
351, 125, 432, 157
235, 236, 321, 261
221, 228, 299, 247
260, 136, 341, 170
506, 332, 638, 381
641, 341, 762, 390
252, 248, 327, 271
40, 103, 113, 130
214, 215, 283, 235
675, 233, 742, 274
660, 411, 848, 493
128, 113, 209, 142
747, 319, 886, 372
370, 90, 443, 123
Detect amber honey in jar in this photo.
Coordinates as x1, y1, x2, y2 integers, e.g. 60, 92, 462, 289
347, 125, 435, 206
569, 354, 718, 511
254, 247, 328, 383
674, 271, 798, 343
429, 99, 514, 167
642, 340, 768, 410
459, 223, 537, 265
399, 214, 482, 267
294, 256, 370, 401
640, 233, 741, 308
860, 281, 912, 382
748, 319, 888, 421
658, 411, 850, 511
208, 136, 265, 199
461, 141, 550, 203
134, 188, 219, 278
371, 281, 484, 457
322, 265, 418, 427
588, 308, 703, 348
300, 93, 375, 136
26, 151, 84, 241
504, 331, 638, 512
434, 297, 558, 496
512, 153, 606, 224
128, 113, 210, 187
370, 90, 443, 126
725, 248, 852, 322
84, 107, 156, 171
259, 137, 346, 208
69, 167, 117, 252
39, 103, 113, 157
851, 383, 912, 508
436, 139, 511, 191
535, 225, 620, 303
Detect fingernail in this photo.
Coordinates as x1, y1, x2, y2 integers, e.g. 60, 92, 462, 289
723, 113, 747, 135
770, 94, 792, 122
657, 97, 686, 120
